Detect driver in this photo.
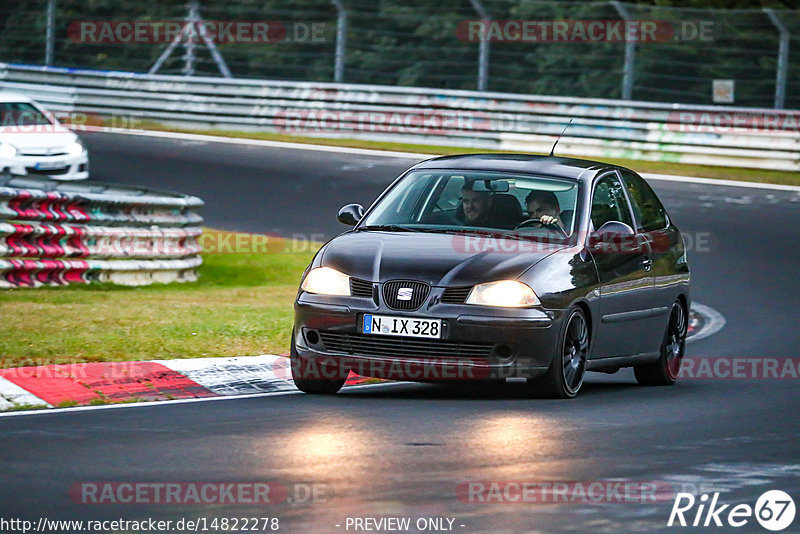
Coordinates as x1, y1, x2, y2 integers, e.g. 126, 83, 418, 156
525, 191, 565, 230
461, 183, 493, 226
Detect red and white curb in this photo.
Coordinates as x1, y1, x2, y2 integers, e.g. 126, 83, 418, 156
0, 355, 379, 413
156, 355, 296, 395
0, 376, 55, 410
0, 303, 724, 414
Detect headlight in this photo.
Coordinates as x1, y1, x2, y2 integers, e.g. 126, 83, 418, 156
465, 280, 539, 307
0, 143, 18, 158
66, 140, 85, 157
301, 267, 351, 296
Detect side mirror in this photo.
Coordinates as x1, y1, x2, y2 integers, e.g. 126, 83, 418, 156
593, 221, 635, 238
589, 221, 638, 252
337, 203, 364, 226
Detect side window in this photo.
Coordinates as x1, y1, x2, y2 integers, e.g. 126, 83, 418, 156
591, 174, 634, 230
432, 175, 465, 212
621, 171, 668, 231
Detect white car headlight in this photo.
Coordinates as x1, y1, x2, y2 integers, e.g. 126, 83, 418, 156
301, 267, 351, 296
465, 280, 540, 307
66, 140, 85, 157
0, 143, 18, 159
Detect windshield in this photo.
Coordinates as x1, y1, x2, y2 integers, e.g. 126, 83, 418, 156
0, 102, 54, 129
361, 170, 580, 238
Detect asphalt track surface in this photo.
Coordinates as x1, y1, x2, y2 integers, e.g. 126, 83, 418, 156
2, 132, 800, 533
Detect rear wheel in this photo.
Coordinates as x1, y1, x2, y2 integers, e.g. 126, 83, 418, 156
634, 300, 687, 386
290, 330, 346, 394
530, 308, 589, 399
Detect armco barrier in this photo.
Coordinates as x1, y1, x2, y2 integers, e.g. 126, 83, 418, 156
1, 63, 799, 171
0, 173, 203, 288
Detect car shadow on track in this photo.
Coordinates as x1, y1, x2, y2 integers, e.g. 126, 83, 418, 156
337, 375, 683, 401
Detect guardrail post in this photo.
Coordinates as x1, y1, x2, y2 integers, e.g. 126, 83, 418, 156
765, 9, 789, 109
45, 0, 56, 66
331, 0, 348, 83
469, 0, 490, 91
611, 1, 635, 101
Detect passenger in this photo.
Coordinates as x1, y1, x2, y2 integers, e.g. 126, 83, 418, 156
525, 190, 565, 230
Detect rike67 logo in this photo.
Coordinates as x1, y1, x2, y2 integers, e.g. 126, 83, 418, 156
668, 490, 796, 531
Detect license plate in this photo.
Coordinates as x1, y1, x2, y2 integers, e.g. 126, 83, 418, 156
35, 161, 66, 170
362, 314, 441, 339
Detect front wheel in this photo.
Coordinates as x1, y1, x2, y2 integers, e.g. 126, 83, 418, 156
290, 330, 346, 394
634, 300, 687, 386
529, 308, 589, 399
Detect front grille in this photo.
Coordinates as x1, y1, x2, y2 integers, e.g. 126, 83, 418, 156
26, 166, 69, 176
441, 286, 472, 304
350, 278, 374, 298
382, 280, 430, 310
318, 331, 493, 362
21, 151, 68, 157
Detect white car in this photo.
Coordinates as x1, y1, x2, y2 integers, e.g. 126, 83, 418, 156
0, 93, 89, 180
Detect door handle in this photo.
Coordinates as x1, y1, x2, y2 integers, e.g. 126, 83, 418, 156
642, 257, 653, 271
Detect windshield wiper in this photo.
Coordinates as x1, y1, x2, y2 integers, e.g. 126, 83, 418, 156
357, 224, 424, 232
427, 227, 569, 244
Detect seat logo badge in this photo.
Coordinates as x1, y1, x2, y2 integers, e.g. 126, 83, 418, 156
397, 287, 413, 301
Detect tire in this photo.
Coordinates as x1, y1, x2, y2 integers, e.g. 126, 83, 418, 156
634, 300, 687, 386
290, 329, 346, 395
529, 308, 589, 399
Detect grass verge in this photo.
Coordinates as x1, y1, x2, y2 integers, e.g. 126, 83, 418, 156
0, 230, 316, 368
132, 121, 800, 187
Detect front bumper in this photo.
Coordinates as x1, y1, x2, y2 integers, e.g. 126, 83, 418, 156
294, 291, 567, 382
2, 152, 89, 181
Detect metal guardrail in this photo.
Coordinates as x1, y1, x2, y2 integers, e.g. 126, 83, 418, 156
0, 173, 203, 288
1, 63, 799, 171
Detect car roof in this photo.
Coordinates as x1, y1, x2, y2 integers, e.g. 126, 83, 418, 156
412, 153, 625, 182
0, 92, 33, 103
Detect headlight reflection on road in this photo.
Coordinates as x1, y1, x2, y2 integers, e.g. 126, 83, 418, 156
275, 419, 380, 480
468, 414, 569, 466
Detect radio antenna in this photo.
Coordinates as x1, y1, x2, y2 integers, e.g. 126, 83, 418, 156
549, 118, 574, 157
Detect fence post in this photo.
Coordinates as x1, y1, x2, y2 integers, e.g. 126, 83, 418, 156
150, 1, 231, 77
45, 0, 56, 66
194, 2, 232, 78
611, 1, 635, 101
469, 0, 490, 91
182, 2, 198, 76
765, 9, 789, 109
331, 0, 348, 83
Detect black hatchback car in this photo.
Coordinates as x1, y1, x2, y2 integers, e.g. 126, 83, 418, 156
292, 154, 690, 398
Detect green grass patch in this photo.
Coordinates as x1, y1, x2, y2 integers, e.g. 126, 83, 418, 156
1, 403, 50, 413
135, 121, 800, 187
0, 230, 317, 368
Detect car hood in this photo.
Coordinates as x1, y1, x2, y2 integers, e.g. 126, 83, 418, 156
0, 129, 76, 150
320, 230, 569, 286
